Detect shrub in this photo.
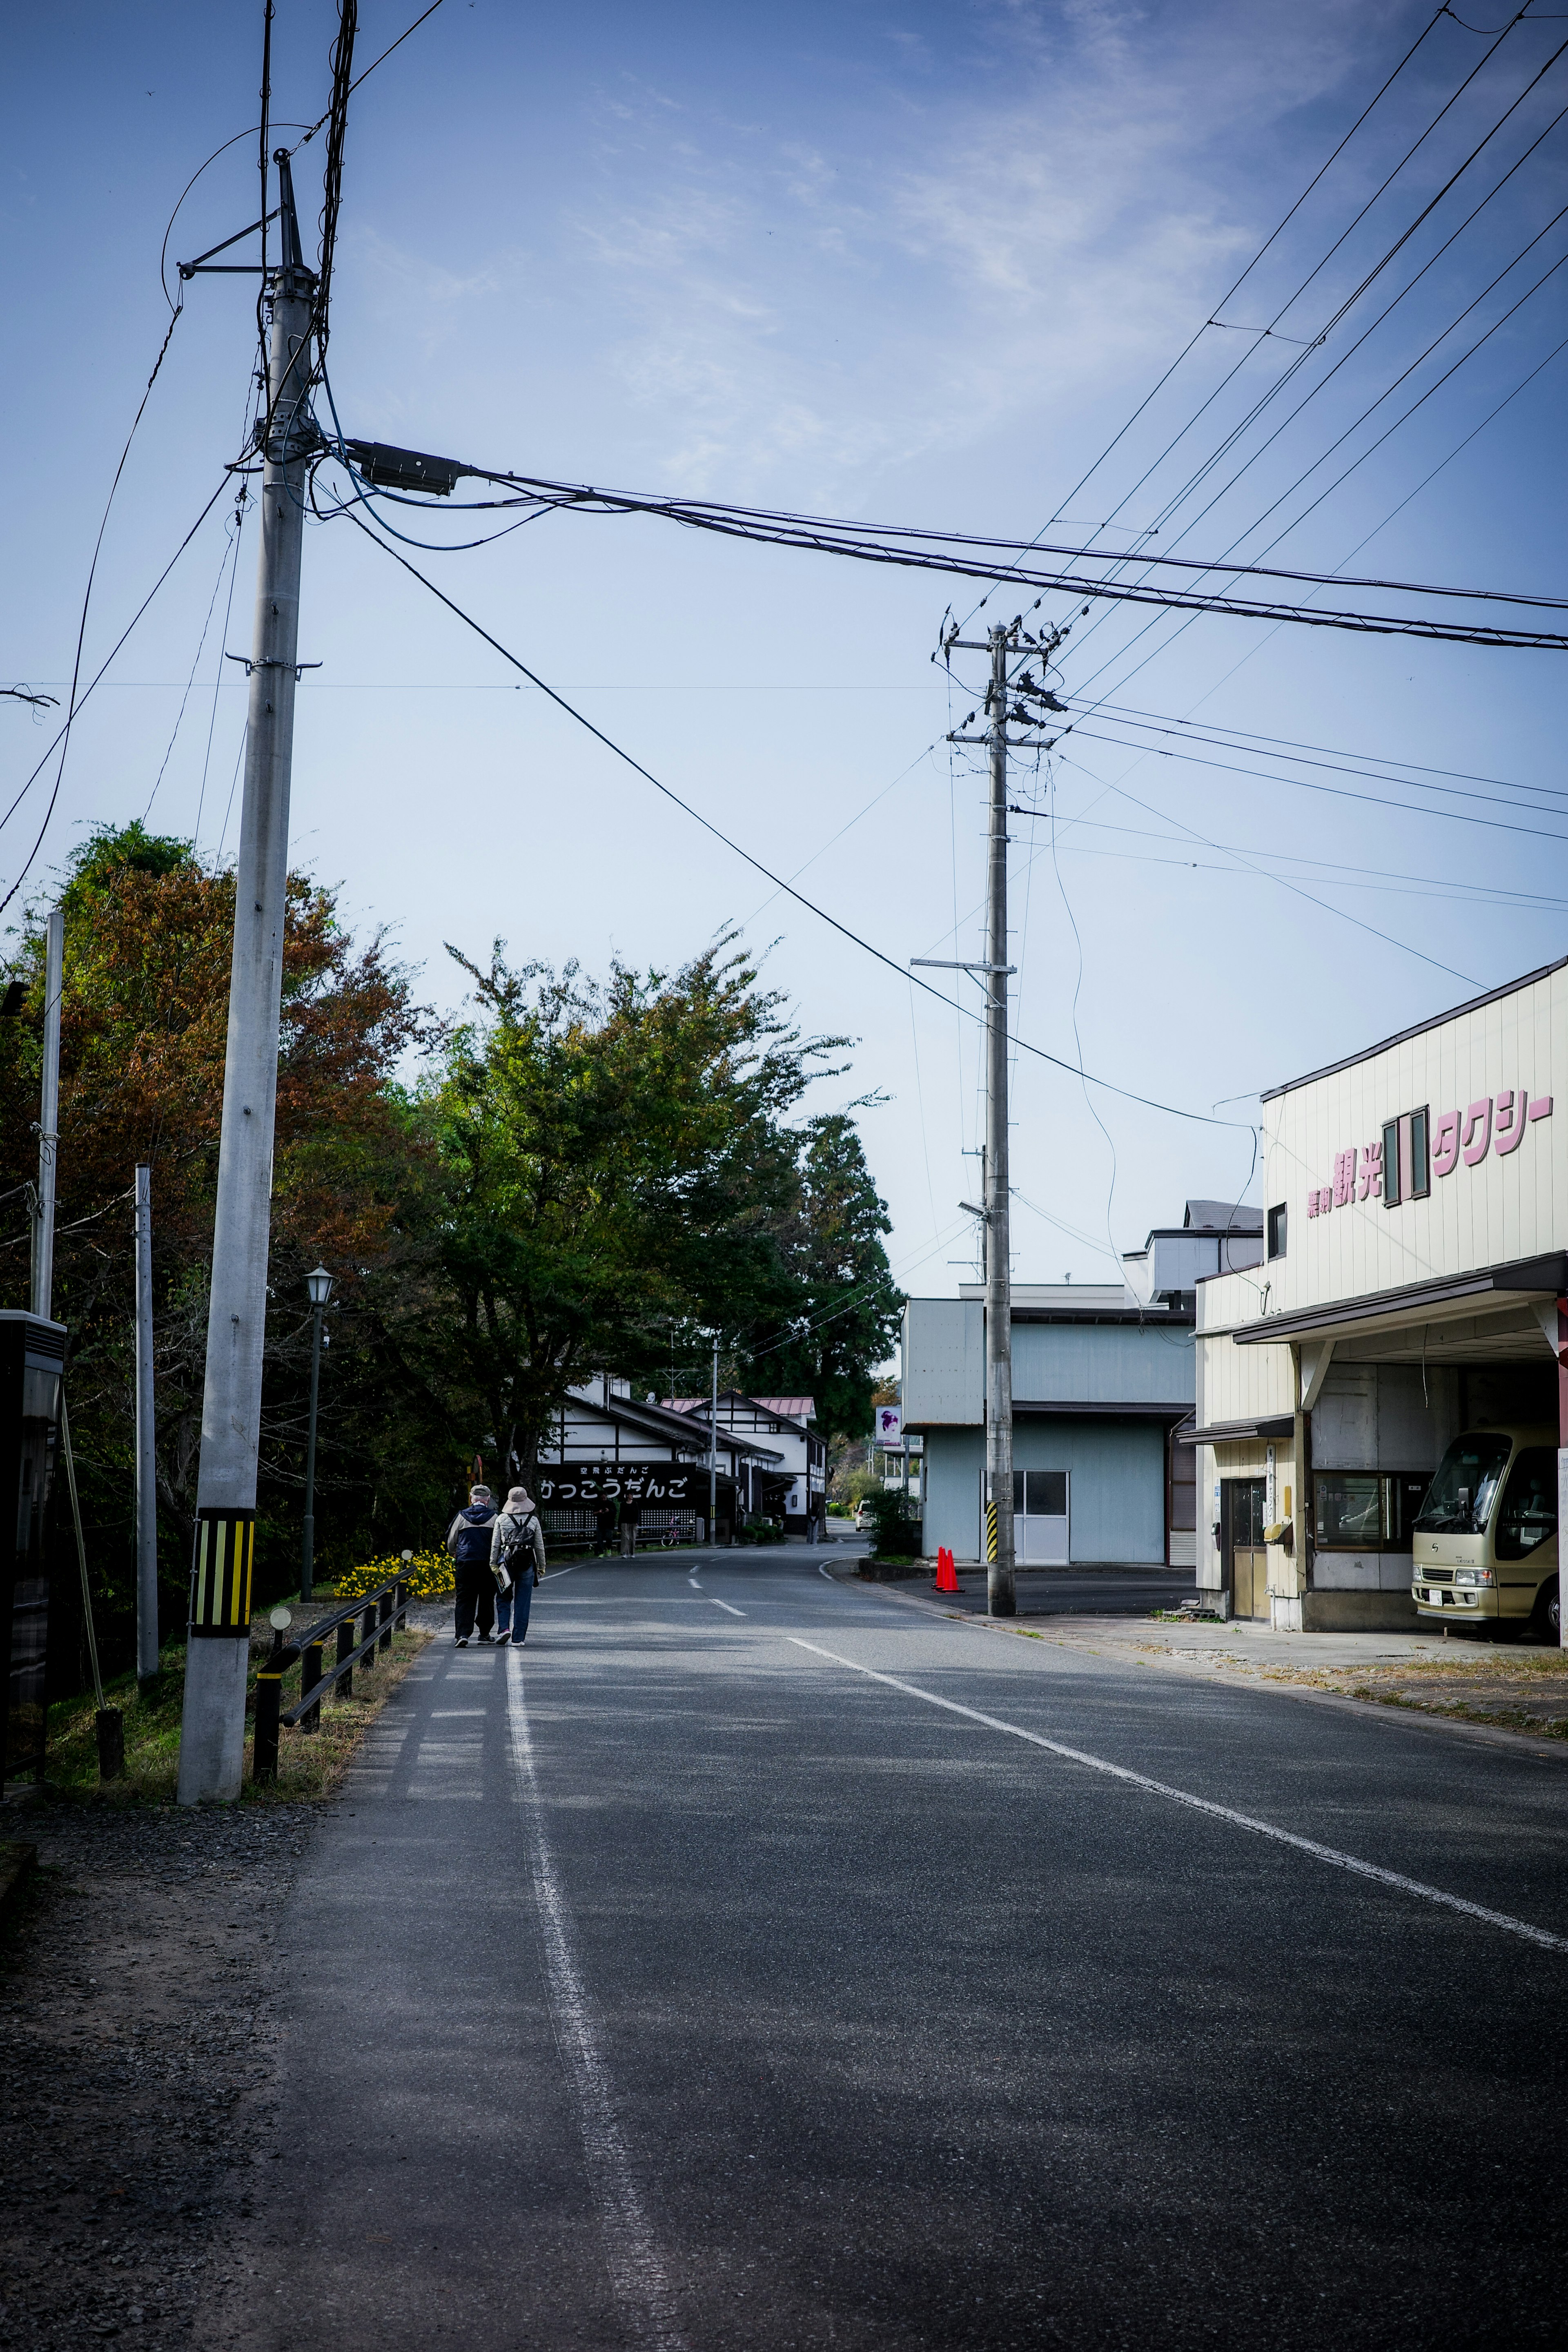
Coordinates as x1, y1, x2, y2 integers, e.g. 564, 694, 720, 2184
862, 1490, 922, 1558
330, 1548, 454, 1601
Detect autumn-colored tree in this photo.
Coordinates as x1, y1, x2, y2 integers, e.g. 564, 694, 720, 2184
0, 823, 433, 1665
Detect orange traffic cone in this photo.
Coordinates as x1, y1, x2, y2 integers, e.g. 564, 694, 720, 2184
935, 1546, 958, 1593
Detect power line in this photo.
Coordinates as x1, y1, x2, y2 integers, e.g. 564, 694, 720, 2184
1051, 751, 1479, 986
1062, 704, 1568, 814
1061, 721, 1568, 843
289, 0, 446, 152
1043, 5, 1540, 598
0, 477, 230, 912
1007, 5, 1457, 556
1078, 696, 1564, 800
343, 507, 1254, 1133
445, 468, 1568, 613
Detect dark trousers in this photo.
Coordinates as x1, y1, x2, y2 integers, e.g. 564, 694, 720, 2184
454, 1560, 496, 1640
496, 1572, 533, 1643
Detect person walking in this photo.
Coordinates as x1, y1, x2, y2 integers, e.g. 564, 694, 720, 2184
447, 1484, 498, 1646
492, 1485, 546, 1646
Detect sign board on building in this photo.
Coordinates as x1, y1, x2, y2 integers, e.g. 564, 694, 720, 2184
536, 1467, 698, 1507
874, 1405, 902, 1444
1306, 1090, 1552, 1219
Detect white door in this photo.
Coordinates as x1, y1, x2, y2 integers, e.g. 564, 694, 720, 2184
1013, 1469, 1069, 1565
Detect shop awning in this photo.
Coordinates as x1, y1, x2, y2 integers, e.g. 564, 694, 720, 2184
1230, 1252, 1568, 1347
1178, 1414, 1294, 1446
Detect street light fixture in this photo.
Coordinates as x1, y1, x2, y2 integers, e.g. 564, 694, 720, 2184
301, 1266, 334, 1602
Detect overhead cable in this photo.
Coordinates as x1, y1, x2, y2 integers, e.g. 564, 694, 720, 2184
343, 508, 1254, 1132
336, 459, 1568, 648
0, 478, 230, 910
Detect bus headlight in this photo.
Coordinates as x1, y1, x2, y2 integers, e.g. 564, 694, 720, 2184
1454, 1567, 1494, 1586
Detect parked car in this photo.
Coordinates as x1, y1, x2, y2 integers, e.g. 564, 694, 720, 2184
853, 1499, 877, 1532
1411, 1425, 1559, 1638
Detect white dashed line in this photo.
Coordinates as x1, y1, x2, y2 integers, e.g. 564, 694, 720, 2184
709, 1598, 745, 1617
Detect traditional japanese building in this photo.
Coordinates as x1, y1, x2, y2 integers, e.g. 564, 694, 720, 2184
534, 1376, 783, 1547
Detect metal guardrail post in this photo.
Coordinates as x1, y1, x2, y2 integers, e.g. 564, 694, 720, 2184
360, 1602, 377, 1669
253, 1668, 281, 1782
335, 1616, 355, 1699
379, 1590, 392, 1652
300, 1639, 323, 1731
395, 1577, 408, 1630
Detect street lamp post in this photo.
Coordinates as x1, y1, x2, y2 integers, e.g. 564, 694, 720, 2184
301, 1266, 334, 1601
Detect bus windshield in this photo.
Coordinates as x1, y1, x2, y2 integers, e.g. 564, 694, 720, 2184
1413, 1434, 1511, 1536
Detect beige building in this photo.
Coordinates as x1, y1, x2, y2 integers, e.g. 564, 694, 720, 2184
1192, 956, 1565, 1629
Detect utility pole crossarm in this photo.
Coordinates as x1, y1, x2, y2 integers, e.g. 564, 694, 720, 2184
910, 958, 1016, 973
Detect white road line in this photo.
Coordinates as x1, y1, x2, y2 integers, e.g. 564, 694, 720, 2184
709, 1598, 745, 1617
506, 1655, 686, 2351
787, 1637, 1568, 1955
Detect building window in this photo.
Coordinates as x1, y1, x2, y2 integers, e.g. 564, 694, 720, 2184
1381, 1106, 1430, 1209
1314, 1469, 1433, 1550
1266, 1203, 1287, 1260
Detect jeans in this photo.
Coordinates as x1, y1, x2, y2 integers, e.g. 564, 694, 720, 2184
496, 1571, 533, 1643
454, 1560, 496, 1641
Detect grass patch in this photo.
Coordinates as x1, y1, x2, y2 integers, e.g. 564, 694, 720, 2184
43, 1618, 432, 1805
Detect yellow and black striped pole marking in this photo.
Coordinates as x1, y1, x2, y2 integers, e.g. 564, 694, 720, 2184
189, 1507, 256, 1637
984, 1498, 999, 1565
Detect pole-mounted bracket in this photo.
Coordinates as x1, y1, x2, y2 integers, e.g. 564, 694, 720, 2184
225, 653, 323, 682
910, 957, 1016, 974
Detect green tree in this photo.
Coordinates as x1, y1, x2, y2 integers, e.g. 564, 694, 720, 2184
739, 1112, 902, 1443
426, 935, 844, 1478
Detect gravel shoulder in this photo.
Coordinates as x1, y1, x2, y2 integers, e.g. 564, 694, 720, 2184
0, 1607, 441, 2351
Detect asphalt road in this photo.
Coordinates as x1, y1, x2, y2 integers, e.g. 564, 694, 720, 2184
217, 1552, 1568, 2351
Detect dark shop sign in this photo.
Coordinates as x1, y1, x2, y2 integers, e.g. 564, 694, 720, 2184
536, 1467, 699, 1507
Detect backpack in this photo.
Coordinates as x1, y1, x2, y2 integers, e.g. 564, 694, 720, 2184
451, 1505, 494, 1564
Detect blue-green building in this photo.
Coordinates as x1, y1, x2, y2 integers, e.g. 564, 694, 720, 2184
902, 1207, 1261, 1567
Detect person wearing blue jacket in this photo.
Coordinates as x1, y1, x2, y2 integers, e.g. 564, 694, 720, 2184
446, 1486, 498, 1645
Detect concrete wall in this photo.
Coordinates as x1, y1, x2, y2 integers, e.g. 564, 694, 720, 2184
922, 1418, 1169, 1565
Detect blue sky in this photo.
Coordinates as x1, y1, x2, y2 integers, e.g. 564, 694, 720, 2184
4, 0, 1567, 1300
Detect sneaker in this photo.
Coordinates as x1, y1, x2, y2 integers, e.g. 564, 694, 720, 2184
496, 1631, 511, 1645
477, 1632, 493, 1644
455, 1636, 469, 1647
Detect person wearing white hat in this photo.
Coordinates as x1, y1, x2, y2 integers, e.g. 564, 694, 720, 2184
491, 1485, 546, 1645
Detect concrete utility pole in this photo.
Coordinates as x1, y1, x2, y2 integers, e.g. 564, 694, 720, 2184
178, 163, 318, 1805
134, 1165, 159, 1692
982, 625, 1016, 1618
920, 610, 1070, 1617
30, 905, 64, 1322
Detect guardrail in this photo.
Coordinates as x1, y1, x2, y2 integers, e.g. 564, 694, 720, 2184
251, 1575, 412, 1784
